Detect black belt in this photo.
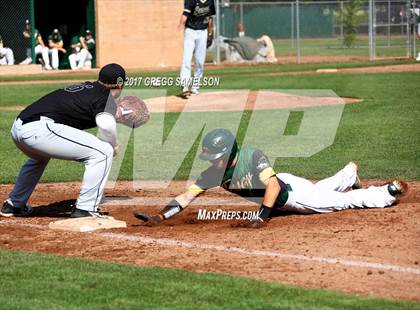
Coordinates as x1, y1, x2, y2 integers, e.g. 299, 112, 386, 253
20, 116, 41, 125
186, 26, 208, 31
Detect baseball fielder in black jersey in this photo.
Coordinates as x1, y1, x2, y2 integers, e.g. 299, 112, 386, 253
134, 128, 407, 228
1, 63, 126, 218
179, 0, 215, 98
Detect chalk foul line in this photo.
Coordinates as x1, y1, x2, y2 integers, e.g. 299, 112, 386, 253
1, 220, 419, 275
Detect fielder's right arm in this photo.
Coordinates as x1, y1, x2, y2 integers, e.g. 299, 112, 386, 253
134, 185, 203, 225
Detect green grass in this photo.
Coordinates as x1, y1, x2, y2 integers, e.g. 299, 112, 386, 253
0, 71, 419, 183
0, 84, 70, 106
0, 58, 416, 82
0, 249, 418, 309
271, 36, 420, 57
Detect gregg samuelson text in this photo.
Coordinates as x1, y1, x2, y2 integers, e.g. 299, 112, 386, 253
124, 76, 220, 87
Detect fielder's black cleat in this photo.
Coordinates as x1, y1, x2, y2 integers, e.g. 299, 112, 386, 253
70, 208, 108, 218
387, 180, 408, 197
0, 199, 33, 217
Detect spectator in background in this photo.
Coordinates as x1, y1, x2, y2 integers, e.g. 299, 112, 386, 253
0, 35, 15, 65
415, 6, 420, 38
48, 29, 66, 70
69, 30, 95, 70
20, 20, 51, 70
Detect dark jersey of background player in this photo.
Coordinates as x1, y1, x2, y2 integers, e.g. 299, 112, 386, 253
189, 147, 290, 208
48, 32, 63, 44
18, 82, 117, 130
183, 0, 216, 30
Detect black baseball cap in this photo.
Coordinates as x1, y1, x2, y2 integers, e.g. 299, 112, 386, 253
98, 63, 126, 86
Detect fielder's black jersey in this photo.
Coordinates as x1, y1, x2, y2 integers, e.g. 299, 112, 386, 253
18, 81, 117, 130
183, 0, 216, 30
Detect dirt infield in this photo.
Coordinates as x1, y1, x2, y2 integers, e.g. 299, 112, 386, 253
144, 91, 360, 113
0, 180, 419, 301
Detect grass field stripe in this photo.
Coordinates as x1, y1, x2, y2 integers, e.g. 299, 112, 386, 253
1, 220, 418, 275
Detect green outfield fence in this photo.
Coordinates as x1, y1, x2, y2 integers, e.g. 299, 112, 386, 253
214, 0, 420, 62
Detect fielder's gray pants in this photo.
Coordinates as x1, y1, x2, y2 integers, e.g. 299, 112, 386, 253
180, 28, 208, 91
9, 117, 113, 212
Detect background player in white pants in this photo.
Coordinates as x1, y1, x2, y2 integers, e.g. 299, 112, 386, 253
178, 0, 215, 98
69, 30, 95, 70
134, 128, 408, 227
1, 63, 126, 218
0, 35, 14, 65
47, 29, 66, 70
21, 21, 51, 69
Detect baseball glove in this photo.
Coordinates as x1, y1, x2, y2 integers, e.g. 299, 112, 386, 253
115, 96, 150, 128
134, 212, 162, 226
207, 32, 214, 49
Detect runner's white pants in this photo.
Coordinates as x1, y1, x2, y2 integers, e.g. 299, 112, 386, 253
180, 27, 208, 92
277, 164, 395, 214
9, 117, 113, 212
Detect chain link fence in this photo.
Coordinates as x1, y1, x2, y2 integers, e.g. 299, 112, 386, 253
0, 0, 33, 65
0, 0, 95, 69
213, 0, 420, 63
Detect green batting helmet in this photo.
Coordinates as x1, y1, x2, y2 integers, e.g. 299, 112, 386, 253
199, 128, 238, 161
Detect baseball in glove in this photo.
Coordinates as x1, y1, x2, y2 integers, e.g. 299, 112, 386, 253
115, 96, 150, 128
207, 32, 214, 49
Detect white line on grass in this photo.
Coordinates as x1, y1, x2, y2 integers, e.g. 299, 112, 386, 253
1, 220, 419, 275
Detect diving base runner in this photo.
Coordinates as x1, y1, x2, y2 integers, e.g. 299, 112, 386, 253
134, 128, 408, 228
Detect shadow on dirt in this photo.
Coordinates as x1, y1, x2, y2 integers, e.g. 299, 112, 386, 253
32, 199, 76, 218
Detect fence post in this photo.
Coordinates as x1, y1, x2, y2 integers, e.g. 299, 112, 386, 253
296, 0, 301, 63
369, 0, 376, 60
340, 1, 344, 39
216, 0, 221, 64
30, 0, 35, 64
240, 2, 243, 27
412, 0, 417, 58
406, 0, 410, 57
401, 1, 405, 36
291, 2, 295, 48
221, 8, 225, 37
387, 0, 391, 47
